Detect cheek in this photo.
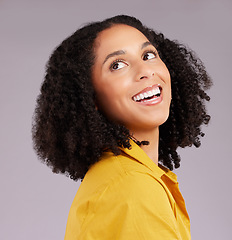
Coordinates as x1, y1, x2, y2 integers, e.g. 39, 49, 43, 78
160, 65, 171, 83
94, 76, 132, 123
95, 72, 130, 103
155, 59, 170, 79
94, 81, 121, 114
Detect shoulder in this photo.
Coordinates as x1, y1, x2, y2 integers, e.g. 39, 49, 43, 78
67, 153, 180, 239
95, 170, 171, 212
79, 166, 179, 239
80, 151, 164, 199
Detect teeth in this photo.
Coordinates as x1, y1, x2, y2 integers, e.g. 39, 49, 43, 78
153, 87, 160, 96
133, 86, 161, 102
148, 91, 153, 97
133, 95, 139, 101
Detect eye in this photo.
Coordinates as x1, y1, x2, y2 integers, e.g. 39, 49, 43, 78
143, 51, 157, 61
110, 60, 128, 71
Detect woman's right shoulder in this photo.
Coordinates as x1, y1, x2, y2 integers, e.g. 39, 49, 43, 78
76, 152, 164, 205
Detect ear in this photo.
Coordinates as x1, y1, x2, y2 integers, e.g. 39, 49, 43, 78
93, 93, 99, 111
94, 97, 99, 111
95, 103, 98, 111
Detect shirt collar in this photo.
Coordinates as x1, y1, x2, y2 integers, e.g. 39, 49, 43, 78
120, 139, 178, 183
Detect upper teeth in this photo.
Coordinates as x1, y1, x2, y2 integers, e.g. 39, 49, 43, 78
133, 86, 161, 101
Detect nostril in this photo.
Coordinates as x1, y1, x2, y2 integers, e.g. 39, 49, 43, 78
139, 72, 154, 80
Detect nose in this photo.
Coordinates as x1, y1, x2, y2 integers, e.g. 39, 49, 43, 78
135, 61, 154, 81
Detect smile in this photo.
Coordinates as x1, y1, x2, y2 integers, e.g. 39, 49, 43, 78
132, 84, 162, 103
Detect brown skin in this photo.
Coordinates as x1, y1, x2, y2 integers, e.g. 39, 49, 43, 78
92, 24, 171, 165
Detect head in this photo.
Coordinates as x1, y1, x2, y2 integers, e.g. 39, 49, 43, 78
32, 15, 212, 180
92, 24, 171, 134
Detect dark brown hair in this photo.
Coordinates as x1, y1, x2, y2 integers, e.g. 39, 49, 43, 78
32, 15, 212, 180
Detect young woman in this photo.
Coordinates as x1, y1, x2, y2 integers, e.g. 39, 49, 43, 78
32, 15, 212, 239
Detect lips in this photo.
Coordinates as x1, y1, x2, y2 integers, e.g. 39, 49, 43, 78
132, 84, 162, 102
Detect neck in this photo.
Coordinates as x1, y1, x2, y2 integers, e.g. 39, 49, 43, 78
131, 127, 159, 165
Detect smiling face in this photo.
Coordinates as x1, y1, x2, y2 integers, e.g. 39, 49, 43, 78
92, 24, 171, 133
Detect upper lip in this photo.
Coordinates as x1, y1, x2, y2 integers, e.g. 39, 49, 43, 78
132, 84, 162, 100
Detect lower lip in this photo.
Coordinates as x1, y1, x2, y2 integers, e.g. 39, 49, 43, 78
135, 95, 163, 106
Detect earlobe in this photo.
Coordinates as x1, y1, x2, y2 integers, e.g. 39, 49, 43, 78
94, 98, 99, 111
93, 94, 99, 111
95, 104, 98, 111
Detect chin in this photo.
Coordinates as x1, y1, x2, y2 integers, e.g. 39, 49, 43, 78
148, 110, 170, 128
159, 111, 170, 125
125, 114, 170, 131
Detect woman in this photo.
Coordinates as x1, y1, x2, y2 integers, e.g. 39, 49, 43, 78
32, 15, 212, 239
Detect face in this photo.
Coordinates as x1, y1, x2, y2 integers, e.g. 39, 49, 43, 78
92, 24, 171, 133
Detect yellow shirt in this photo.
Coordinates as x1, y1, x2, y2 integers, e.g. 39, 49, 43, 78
64, 140, 191, 240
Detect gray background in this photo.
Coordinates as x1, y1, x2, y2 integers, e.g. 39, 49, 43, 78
1, 0, 231, 239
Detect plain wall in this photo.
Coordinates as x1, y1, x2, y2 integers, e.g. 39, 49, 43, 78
1, 0, 231, 239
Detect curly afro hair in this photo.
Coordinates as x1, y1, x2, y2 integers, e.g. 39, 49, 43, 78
32, 15, 212, 180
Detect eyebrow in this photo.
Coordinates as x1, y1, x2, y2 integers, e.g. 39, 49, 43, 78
103, 41, 153, 65
103, 50, 125, 65
141, 41, 152, 49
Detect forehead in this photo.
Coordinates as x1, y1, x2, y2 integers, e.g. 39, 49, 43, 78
94, 24, 149, 58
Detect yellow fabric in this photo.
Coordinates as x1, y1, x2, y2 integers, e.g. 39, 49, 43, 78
64, 140, 191, 240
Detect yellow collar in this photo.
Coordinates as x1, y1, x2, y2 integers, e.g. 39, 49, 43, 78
120, 139, 178, 183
